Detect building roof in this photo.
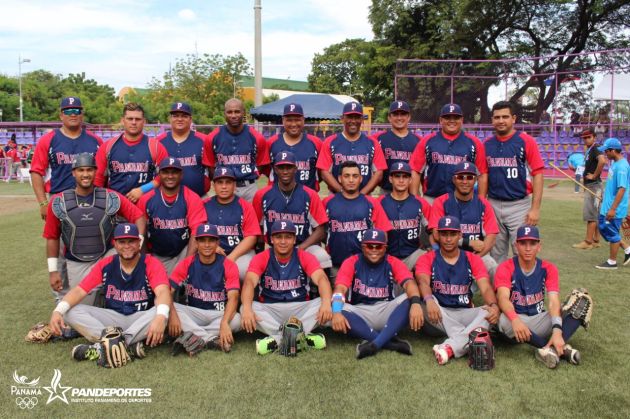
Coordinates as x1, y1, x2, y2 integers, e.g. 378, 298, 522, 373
250, 93, 358, 122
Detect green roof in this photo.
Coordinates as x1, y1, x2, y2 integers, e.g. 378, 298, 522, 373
239, 76, 309, 91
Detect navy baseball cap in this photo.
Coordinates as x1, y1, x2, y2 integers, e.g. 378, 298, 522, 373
389, 100, 411, 114
437, 216, 461, 231
283, 103, 304, 116
270, 220, 297, 235
196, 224, 219, 239
343, 102, 363, 116
113, 223, 140, 240
598, 137, 622, 152
159, 156, 182, 171
389, 161, 412, 175
453, 161, 478, 176
213, 166, 236, 180
170, 102, 192, 115
274, 151, 297, 166
516, 225, 540, 241
361, 228, 387, 245
440, 103, 463, 117
60, 96, 82, 110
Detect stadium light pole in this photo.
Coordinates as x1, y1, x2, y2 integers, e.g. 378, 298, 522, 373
254, 0, 262, 107
18, 54, 31, 122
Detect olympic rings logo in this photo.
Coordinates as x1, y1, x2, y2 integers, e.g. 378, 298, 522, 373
15, 397, 38, 409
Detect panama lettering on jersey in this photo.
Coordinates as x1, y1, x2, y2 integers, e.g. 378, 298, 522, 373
157, 131, 207, 196
379, 194, 429, 258
105, 135, 157, 195
372, 130, 420, 190
268, 133, 322, 190
141, 190, 190, 257
255, 249, 310, 303
203, 196, 260, 254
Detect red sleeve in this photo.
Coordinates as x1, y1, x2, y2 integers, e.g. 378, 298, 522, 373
480, 197, 499, 234
184, 188, 207, 231
247, 250, 271, 276
370, 137, 388, 171
135, 190, 154, 215
94, 141, 109, 187
251, 127, 270, 166
86, 130, 104, 146
29, 131, 54, 175
315, 135, 335, 171
428, 194, 447, 230
409, 136, 429, 172
170, 255, 195, 286
415, 251, 436, 276
42, 194, 63, 239
307, 134, 323, 153
387, 255, 413, 285
155, 142, 168, 165
322, 194, 334, 207
78, 256, 112, 293
155, 132, 168, 143
493, 259, 515, 290
369, 130, 385, 143
542, 260, 560, 293
306, 187, 329, 225
466, 252, 489, 281
240, 199, 262, 236
145, 255, 170, 290
522, 133, 545, 175
418, 196, 432, 222
368, 197, 393, 232
251, 187, 271, 223
202, 129, 218, 167
224, 258, 241, 291
465, 134, 488, 174
297, 249, 322, 276
115, 191, 144, 222
335, 255, 359, 289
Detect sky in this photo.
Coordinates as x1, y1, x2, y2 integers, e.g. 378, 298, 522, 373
0, 0, 374, 94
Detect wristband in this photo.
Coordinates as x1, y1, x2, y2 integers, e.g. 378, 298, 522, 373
332, 293, 345, 314
54, 301, 70, 315
551, 316, 562, 327
47, 257, 59, 273
551, 324, 562, 331
39, 200, 49, 207
409, 296, 422, 306
140, 182, 155, 194
423, 295, 435, 302
156, 304, 170, 319
505, 310, 518, 321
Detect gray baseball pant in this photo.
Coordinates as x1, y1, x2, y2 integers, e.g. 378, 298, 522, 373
488, 196, 531, 264
173, 303, 241, 343
343, 294, 408, 330
497, 312, 552, 339
247, 298, 322, 344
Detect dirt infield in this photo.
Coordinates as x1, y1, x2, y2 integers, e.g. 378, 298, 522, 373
0, 195, 38, 216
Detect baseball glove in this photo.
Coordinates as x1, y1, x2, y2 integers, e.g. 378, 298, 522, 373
97, 326, 131, 368
173, 332, 206, 356
25, 322, 53, 343
562, 288, 593, 329
279, 316, 305, 357
467, 327, 495, 371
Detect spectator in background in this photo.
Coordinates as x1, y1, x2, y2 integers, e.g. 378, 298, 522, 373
594, 111, 610, 140
567, 152, 586, 193
5, 139, 21, 182
570, 111, 581, 134
539, 110, 551, 133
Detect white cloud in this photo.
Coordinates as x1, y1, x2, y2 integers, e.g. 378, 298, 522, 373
178, 9, 196, 21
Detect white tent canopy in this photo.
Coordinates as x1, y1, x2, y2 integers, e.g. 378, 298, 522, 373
593, 73, 630, 101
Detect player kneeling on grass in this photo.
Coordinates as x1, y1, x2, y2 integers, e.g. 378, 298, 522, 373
168, 224, 241, 356
48, 223, 172, 368
240, 220, 332, 356
415, 216, 500, 366
496, 225, 592, 369
331, 228, 423, 360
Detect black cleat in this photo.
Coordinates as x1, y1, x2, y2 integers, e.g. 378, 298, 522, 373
356, 341, 378, 360
385, 336, 413, 356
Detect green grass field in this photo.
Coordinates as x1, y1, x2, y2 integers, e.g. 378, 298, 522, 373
0, 181, 629, 418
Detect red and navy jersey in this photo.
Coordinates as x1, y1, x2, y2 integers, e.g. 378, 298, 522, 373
337, 254, 412, 305
409, 131, 487, 197
371, 129, 421, 191
94, 135, 168, 195
157, 131, 208, 196
203, 124, 269, 181
247, 248, 321, 303
484, 131, 544, 201
30, 129, 103, 194
203, 196, 260, 254
170, 254, 240, 310
323, 193, 393, 267
79, 254, 168, 315
316, 133, 387, 190
268, 133, 322, 190
416, 250, 488, 308
137, 186, 207, 257
252, 184, 328, 245
378, 193, 431, 258
494, 257, 559, 316
429, 192, 499, 251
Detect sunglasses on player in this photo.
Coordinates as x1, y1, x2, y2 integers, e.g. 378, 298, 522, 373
363, 243, 385, 250
455, 174, 476, 181
62, 108, 82, 116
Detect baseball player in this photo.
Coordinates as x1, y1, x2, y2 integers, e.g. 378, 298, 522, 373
409, 103, 488, 202
595, 137, 630, 269
496, 225, 586, 368
377, 162, 431, 270
43, 153, 145, 305
331, 228, 423, 359
168, 224, 241, 355
203, 98, 270, 202
484, 101, 545, 264
267, 103, 323, 190
429, 161, 499, 280
316, 101, 387, 195
415, 216, 499, 365
253, 151, 332, 269
136, 157, 207, 275
323, 161, 393, 276
370, 100, 421, 193
203, 166, 261, 281
156, 102, 209, 197
241, 220, 333, 355
94, 102, 168, 202
572, 128, 605, 250
30, 96, 103, 220
48, 223, 172, 363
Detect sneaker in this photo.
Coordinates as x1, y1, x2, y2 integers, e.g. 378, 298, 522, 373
595, 261, 617, 270
385, 336, 413, 356
302, 333, 326, 350
623, 252, 630, 266
535, 346, 560, 369
256, 336, 278, 355
433, 344, 451, 365
129, 341, 146, 359
72, 343, 100, 362
572, 241, 593, 250
561, 344, 581, 365
356, 341, 378, 360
